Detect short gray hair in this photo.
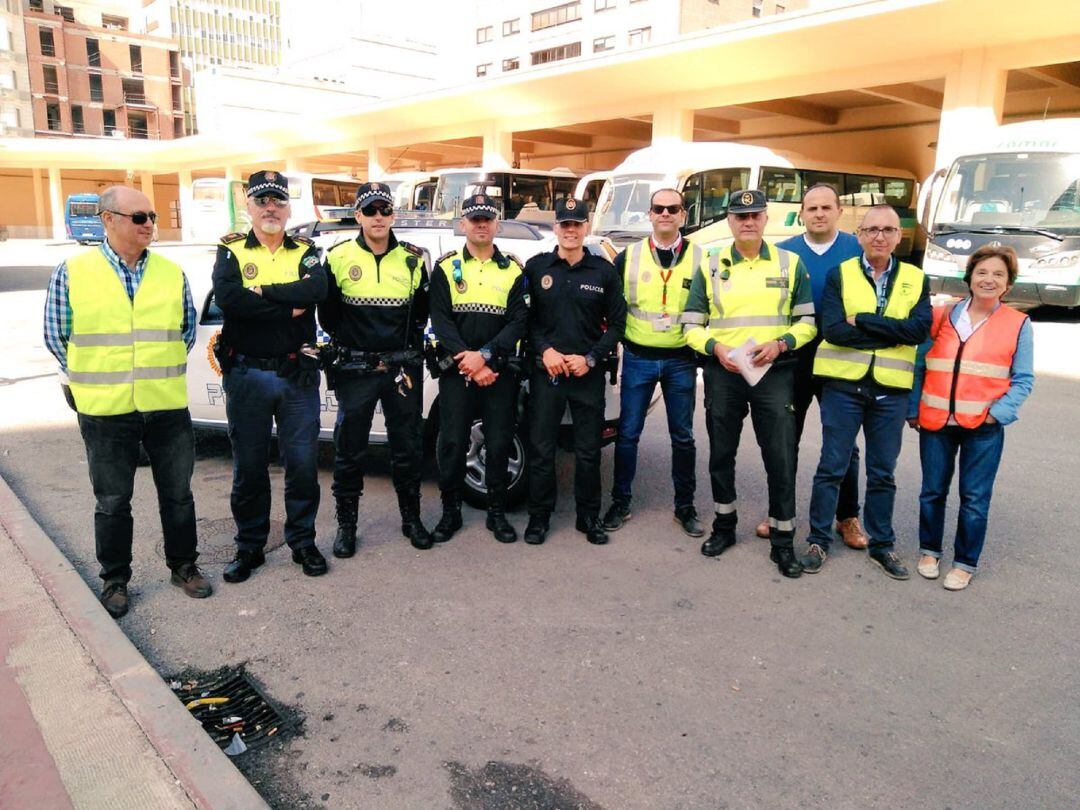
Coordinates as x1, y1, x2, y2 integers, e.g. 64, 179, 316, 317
97, 186, 124, 216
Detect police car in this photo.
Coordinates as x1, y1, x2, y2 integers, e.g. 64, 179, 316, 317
180, 218, 644, 509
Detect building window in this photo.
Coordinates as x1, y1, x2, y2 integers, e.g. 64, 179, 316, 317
29, 0, 43, 11
54, 5, 74, 21
169, 51, 180, 78
101, 14, 127, 30
103, 108, 116, 134
502, 57, 519, 71
502, 18, 519, 36
476, 63, 491, 77
593, 35, 614, 52
42, 64, 58, 94
173, 117, 183, 138
476, 26, 493, 44
751, 0, 762, 17
129, 44, 142, 73
89, 73, 103, 102
39, 27, 55, 57
171, 84, 181, 109
86, 38, 100, 67
628, 26, 651, 46
45, 102, 61, 130
531, 41, 581, 66
128, 111, 148, 139
71, 104, 84, 133
531, 2, 581, 32
595, 0, 616, 10
122, 77, 145, 104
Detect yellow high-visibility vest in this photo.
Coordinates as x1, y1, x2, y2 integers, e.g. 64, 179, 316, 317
813, 257, 924, 389
327, 239, 424, 303
622, 237, 702, 349
66, 248, 188, 415
219, 232, 314, 289
439, 248, 521, 314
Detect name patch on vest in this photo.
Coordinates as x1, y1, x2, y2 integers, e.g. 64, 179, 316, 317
765, 276, 787, 288
580, 284, 604, 294
242, 263, 258, 280
349, 265, 362, 281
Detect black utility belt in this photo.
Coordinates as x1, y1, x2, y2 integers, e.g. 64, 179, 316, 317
234, 352, 296, 371
337, 347, 420, 365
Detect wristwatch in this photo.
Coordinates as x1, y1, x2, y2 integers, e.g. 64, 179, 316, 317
775, 339, 788, 353
585, 353, 597, 369
480, 347, 493, 363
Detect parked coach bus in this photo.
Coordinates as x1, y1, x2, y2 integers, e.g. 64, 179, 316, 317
432, 167, 578, 221
920, 118, 1080, 308
65, 193, 105, 244
184, 173, 360, 242
593, 142, 918, 256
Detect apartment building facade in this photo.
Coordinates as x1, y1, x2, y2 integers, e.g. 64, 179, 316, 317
467, 0, 805, 80
1, 0, 33, 137
23, 0, 185, 139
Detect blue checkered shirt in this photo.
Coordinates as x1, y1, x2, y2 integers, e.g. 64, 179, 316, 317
43, 241, 196, 373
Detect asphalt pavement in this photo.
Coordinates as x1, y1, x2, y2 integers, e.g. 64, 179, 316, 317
2, 253, 1079, 809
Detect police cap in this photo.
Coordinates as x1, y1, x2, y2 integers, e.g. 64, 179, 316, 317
355, 182, 395, 209
727, 188, 767, 214
246, 170, 289, 201
555, 197, 589, 223
461, 193, 500, 220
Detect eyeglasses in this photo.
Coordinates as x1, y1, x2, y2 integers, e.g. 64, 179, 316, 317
860, 226, 900, 238
650, 204, 683, 215
105, 210, 157, 225
360, 203, 394, 217
252, 195, 289, 209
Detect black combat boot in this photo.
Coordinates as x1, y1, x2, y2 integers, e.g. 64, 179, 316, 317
485, 493, 517, 543
700, 516, 736, 557
333, 497, 359, 558
399, 492, 434, 550
432, 492, 463, 543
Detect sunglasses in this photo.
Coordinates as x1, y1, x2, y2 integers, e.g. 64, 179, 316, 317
106, 209, 157, 225
360, 203, 394, 217
650, 204, 683, 215
466, 214, 496, 223
252, 195, 289, 209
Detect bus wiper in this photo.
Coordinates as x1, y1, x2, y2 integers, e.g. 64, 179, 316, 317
965, 225, 1064, 241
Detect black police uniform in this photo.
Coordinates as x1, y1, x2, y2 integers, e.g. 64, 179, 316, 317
212, 170, 329, 582
523, 197, 627, 544
428, 196, 528, 542
318, 182, 433, 553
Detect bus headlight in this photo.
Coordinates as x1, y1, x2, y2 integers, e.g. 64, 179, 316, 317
925, 243, 954, 263
1031, 251, 1080, 271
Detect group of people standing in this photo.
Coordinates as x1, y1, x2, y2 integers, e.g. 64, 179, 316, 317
43, 171, 1033, 619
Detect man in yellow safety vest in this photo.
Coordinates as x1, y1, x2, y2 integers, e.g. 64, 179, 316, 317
43, 185, 210, 619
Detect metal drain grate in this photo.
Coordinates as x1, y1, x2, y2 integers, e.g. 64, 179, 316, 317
169, 666, 294, 756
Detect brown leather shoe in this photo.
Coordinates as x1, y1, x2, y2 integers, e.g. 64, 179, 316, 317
836, 517, 868, 549
170, 563, 213, 598
755, 519, 771, 539
101, 582, 129, 618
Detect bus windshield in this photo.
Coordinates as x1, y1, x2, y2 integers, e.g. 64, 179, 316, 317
434, 171, 487, 216
595, 173, 669, 234
934, 152, 1080, 236
69, 202, 98, 217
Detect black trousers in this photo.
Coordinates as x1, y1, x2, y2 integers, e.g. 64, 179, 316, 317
527, 368, 605, 518
703, 361, 796, 547
77, 408, 198, 584
436, 370, 517, 505
793, 338, 860, 521
332, 363, 423, 504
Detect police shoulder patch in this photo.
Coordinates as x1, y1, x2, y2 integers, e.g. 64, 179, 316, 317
220, 231, 246, 245
503, 252, 524, 269
400, 241, 424, 257
292, 234, 314, 246
327, 239, 351, 253
436, 249, 459, 266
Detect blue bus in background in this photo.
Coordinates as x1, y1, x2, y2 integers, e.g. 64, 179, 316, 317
65, 194, 105, 244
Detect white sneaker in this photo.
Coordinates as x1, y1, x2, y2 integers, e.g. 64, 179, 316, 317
943, 569, 972, 591
917, 555, 940, 579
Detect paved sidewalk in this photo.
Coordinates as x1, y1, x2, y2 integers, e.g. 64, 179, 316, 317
0, 475, 267, 810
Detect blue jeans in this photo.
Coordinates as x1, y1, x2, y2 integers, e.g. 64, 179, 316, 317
612, 348, 697, 509
808, 382, 908, 551
224, 365, 321, 552
918, 422, 1005, 572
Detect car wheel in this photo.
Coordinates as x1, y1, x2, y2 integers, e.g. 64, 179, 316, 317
461, 419, 528, 510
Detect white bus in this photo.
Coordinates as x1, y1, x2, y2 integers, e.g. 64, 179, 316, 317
432, 167, 578, 221
920, 118, 1080, 307
184, 173, 360, 243
378, 171, 441, 211
593, 142, 918, 255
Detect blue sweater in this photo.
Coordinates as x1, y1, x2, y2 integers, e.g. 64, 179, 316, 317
776, 231, 862, 311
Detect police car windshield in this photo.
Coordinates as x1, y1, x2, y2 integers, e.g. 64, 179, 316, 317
933, 152, 1080, 237
594, 173, 669, 235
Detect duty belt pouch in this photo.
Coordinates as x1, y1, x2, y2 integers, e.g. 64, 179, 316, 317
213, 337, 235, 373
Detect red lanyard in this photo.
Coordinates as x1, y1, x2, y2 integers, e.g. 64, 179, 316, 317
650, 237, 679, 309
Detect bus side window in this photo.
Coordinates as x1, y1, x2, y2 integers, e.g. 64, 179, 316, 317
682, 173, 703, 233
701, 169, 735, 225
762, 168, 799, 203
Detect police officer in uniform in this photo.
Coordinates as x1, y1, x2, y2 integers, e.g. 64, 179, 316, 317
682, 189, 817, 578
319, 182, 433, 555
428, 194, 528, 543
523, 197, 626, 545
213, 170, 329, 582
602, 187, 704, 538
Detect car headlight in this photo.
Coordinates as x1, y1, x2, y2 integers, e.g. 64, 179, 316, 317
1031, 251, 1080, 270
925, 243, 954, 263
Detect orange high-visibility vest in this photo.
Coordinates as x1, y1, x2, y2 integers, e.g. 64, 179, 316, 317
918, 302, 1027, 430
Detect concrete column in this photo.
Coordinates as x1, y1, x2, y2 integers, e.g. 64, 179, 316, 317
481, 122, 513, 170
32, 168, 47, 239
47, 167, 65, 241
651, 102, 695, 147
224, 165, 239, 182
367, 141, 391, 180
178, 169, 194, 242
936, 48, 1007, 168
139, 171, 156, 211
284, 155, 300, 173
